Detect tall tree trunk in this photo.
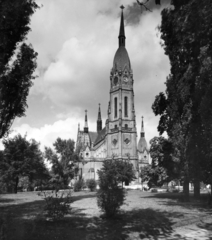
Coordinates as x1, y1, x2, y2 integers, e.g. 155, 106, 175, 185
14, 176, 19, 194
183, 177, 190, 201
208, 179, 212, 205
194, 179, 200, 198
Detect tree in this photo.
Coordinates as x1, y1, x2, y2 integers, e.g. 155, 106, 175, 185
140, 165, 166, 188
45, 138, 79, 189
0, 134, 48, 193
112, 158, 136, 187
0, 0, 39, 139
152, 0, 212, 200
136, 0, 161, 12
97, 160, 132, 217
140, 137, 179, 187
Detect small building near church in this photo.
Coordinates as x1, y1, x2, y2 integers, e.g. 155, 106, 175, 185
76, 7, 150, 182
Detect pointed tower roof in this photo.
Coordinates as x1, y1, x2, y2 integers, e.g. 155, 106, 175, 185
119, 5, 125, 47
84, 110, 89, 133
97, 103, 102, 132
138, 116, 148, 153
141, 116, 145, 137
113, 5, 131, 71
98, 103, 101, 120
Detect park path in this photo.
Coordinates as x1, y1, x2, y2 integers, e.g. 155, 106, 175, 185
159, 219, 212, 240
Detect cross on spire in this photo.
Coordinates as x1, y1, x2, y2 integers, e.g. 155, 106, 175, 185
120, 5, 125, 10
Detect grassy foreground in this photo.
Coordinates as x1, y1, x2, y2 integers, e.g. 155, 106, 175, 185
0, 190, 211, 240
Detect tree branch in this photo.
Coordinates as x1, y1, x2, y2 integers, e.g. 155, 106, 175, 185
136, 0, 152, 12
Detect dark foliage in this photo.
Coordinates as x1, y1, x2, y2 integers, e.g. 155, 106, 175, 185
0, 134, 49, 193
42, 190, 72, 221
0, 0, 39, 138
45, 138, 79, 189
86, 179, 97, 192
97, 160, 130, 217
152, 0, 212, 199
73, 179, 85, 192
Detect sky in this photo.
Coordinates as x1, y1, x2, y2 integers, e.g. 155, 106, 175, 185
1, 0, 171, 151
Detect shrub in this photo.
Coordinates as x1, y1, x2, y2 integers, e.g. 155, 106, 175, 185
97, 187, 125, 217
74, 179, 85, 192
97, 160, 128, 218
0, 215, 7, 240
150, 188, 158, 193
86, 179, 97, 191
0, 181, 7, 194
42, 190, 71, 221
173, 189, 179, 193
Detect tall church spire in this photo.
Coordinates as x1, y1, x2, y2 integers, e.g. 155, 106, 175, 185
119, 5, 125, 47
141, 116, 145, 137
84, 110, 89, 133
97, 103, 102, 132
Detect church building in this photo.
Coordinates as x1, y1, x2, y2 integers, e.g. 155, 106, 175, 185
76, 7, 150, 182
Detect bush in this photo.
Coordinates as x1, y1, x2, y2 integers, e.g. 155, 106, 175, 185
0, 181, 7, 194
97, 160, 128, 218
150, 188, 158, 193
86, 179, 97, 191
74, 179, 85, 192
97, 187, 125, 217
42, 190, 71, 221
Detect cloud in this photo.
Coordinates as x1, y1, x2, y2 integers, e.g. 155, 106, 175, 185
33, 1, 169, 111
0, 113, 160, 153
8, 117, 96, 151
8, 0, 170, 150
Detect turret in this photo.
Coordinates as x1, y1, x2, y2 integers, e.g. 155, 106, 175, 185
84, 110, 89, 133
97, 104, 102, 132
138, 116, 148, 153
141, 116, 145, 138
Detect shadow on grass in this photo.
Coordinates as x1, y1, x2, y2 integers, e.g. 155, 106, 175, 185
0, 199, 190, 240
142, 192, 212, 211
197, 221, 212, 231
0, 198, 15, 204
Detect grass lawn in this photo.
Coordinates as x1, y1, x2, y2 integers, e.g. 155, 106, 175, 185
0, 190, 211, 240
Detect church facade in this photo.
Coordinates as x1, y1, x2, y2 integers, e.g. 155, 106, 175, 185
76, 7, 149, 181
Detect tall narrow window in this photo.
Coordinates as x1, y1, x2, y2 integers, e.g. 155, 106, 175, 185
114, 97, 117, 118
124, 96, 128, 117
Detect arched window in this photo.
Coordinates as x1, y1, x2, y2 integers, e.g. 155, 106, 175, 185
124, 96, 128, 117
114, 97, 117, 118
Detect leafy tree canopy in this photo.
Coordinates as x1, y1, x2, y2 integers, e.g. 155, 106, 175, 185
0, 0, 39, 138
140, 136, 179, 187
0, 134, 48, 193
98, 159, 136, 189
151, 0, 212, 197
45, 138, 79, 189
